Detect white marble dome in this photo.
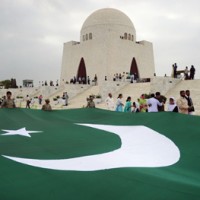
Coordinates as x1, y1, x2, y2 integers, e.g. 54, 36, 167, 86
61, 8, 155, 85
80, 8, 136, 41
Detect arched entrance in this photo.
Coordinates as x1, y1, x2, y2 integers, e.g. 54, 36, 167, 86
77, 57, 87, 84
130, 57, 139, 80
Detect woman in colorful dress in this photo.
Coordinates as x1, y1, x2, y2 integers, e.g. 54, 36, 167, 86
124, 96, 132, 112
139, 94, 147, 112
115, 94, 124, 112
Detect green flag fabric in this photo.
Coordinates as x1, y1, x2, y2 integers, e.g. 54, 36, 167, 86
0, 108, 200, 200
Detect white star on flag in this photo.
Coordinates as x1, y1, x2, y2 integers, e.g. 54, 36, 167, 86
1, 128, 42, 137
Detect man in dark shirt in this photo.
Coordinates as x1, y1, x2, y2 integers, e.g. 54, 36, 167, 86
155, 92, 167, 112
185, 90, 195, 114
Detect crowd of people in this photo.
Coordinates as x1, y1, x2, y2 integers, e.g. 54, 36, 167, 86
68, 72, 142, 85
0, 91, 52, 111
0, 90, 70, 111
0, 89, 195, 115
104, 90, 195, 115
69, 74, 98, 85
113, 73, 139, 83
173, 63, 196, 80
39, 80, 59, 87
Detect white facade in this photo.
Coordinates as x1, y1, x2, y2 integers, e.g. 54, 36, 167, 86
60, 8, 155, 85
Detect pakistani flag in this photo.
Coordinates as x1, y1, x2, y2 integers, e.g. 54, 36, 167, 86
0, 108, 200, 200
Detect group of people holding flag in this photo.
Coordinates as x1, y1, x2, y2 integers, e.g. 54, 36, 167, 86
0, 89, 195, 115
105, 90, 194, 114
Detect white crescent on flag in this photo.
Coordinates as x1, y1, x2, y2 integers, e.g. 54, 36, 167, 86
2, 124, 180, 171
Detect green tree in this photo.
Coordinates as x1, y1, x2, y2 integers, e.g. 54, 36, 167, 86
0, 78, 18, 89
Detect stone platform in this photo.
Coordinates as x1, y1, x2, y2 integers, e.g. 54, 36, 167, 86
0, 77, 199, 115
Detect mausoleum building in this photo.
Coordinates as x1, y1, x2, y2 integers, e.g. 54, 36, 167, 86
60, 8, 155, 84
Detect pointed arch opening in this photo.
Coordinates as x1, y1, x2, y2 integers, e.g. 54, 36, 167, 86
130, 57, 139, 80
77, 58, 87, 84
